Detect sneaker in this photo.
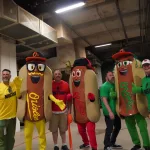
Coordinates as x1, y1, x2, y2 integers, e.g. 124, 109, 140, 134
104, 147, 112, 150
61, 145, 69, 150
79, 144, 90, 149
111, 144, 123, 149
144, 146, 150, 150
54, 146, 59, 150
131, 145, 141, 150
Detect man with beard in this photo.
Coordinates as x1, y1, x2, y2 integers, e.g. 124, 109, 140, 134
100, 71, 122, 150
0, 69, 22, 150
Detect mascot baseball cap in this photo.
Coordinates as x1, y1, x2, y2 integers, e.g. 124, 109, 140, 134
112, 49, 133, 60
73, 57, 95, 71
142, 59, 150, 66
26, 52, 46, 62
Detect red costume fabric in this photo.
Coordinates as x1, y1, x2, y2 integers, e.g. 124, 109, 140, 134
52, 80, 70, 112
77, 122, 97, 149
71, 58, 98, 150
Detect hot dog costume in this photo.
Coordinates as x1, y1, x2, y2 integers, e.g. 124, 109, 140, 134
17, 52, 63, 150
69, 58, 100, 150
112, 49, 150, 150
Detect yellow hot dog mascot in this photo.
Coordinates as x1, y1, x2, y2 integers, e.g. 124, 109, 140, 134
17, 52, 65, 150
69, 58, 100, 150
112, 49, 150, 150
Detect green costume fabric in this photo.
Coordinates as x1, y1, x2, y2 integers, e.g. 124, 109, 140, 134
142, 77, 150, 111
0, 118, 16, 150
125, 113, 150, 147
100, 82, 117, 115
132, 83, 143, 94
132, 77, 150, 111
112, 50, 150, 149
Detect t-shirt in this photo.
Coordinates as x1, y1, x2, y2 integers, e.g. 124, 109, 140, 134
52, 80, 70, 113
0, 82, 17, 120
100, 81, 116, 116
142, 76, 150, 111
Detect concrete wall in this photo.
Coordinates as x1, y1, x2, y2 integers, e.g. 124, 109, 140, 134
47, 44, 76, 70
0, 37, 20, 132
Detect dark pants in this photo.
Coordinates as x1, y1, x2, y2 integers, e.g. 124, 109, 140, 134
104, 115, 121, 148
0, 118, 16, 150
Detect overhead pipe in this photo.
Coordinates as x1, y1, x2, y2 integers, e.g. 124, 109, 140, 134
115, 0, 128, 43
55, 15, 92, 46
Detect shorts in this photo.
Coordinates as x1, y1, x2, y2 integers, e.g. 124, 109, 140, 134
49, 113, 68, 133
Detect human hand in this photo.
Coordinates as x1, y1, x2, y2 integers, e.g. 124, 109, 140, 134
109, 111, 115, 120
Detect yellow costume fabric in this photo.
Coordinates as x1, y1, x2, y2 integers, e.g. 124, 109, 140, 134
24, 119, 46, 150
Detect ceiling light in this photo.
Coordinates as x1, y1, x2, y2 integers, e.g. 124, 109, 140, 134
55, 2, 85, 14
95, 43, 112, 48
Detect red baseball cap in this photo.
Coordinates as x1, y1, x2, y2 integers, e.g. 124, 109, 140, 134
112, 49, 133, 60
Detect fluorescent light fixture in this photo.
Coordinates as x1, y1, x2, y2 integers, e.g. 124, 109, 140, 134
95, 43, 112, 48
55, 2, 85, 14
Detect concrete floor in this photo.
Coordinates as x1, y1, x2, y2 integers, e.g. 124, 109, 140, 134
13, 113, 149, 150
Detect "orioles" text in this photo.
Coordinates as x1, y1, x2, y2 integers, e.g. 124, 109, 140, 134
29, 92, 40, 121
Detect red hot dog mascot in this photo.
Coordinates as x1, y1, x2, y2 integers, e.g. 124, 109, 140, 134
112, 49, 150, 150
69, 58, 100, 150
17, 52, 65, 150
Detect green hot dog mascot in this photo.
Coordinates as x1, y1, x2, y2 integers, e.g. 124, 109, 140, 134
112, 49, 150, 150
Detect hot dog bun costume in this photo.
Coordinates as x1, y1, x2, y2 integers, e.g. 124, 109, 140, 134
69, 58, 100, 150
112, 49, 150, 149
17, 52, 53, 150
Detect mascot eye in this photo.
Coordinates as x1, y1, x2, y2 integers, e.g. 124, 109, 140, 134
76, 70, 81, 77
38, 64, 45, 72
123, 61, 130, 66
117, 62, 122, 68
72, 71, 75, 77
27, 64, 35, 71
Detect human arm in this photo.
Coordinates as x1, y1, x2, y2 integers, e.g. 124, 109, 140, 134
101, 97, 114, 119
65, 83, 73, 114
